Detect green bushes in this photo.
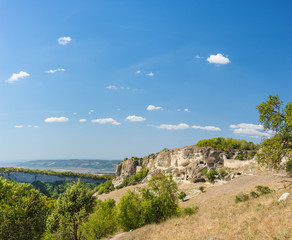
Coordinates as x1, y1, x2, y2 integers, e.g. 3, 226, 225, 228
116, 168, 149, 189
178, 191, 187, 201
206, 169, 218, 183
235, 154, 244, 160
94, 180, 114, 195
235, 193, 250, 203
82, 199, 118, 239
286, 159, 292, 173
182, 206, 199, 216
235, 185, 273, 203
196, 137, 258, 151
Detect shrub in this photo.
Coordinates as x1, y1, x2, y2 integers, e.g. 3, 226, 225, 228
235, 154, 244, 160
235, 193, 250, 203
82, 199, 118, 239
250, 191, 260, 198
201, 168, 208, 176
95, 180, 114, 195
256, 185, 273, 195
199, 186, 205, 192
206, 169, 218, 183
219, 169, 228, 179
178, 191, 187, 201
182, 207, 199, 216
117, 191, 143, 231
286, 160, 292, 173
116, 168, 149, 189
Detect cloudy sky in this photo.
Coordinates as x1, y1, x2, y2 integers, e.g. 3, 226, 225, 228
0, 1, 291, 161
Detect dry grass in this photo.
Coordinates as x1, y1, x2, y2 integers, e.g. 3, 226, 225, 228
106, 171, 292, 240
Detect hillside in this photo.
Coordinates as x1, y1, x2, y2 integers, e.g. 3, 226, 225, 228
100, 170, 292, 240
6, 159, 120, 174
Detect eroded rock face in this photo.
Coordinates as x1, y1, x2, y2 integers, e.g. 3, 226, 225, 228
114, 145, 232, 184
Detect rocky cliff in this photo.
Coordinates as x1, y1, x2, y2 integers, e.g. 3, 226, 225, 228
0, 171, 107, 184
114, 145, 245, 185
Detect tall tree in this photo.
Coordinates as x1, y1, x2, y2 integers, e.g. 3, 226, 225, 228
46, 180, 96, 240
256, 94, 292, 169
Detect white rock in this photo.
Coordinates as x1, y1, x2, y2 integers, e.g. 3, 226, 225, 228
278, 192, 290, 202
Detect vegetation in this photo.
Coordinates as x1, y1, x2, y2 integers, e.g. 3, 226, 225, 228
235, 193, 250, 203
32, 180, 98, 199
199, 186, 205, 192
0, 177, 51, 240
256, 94, 292, 170
196, 137, 258, 151
182, 206, 199, 216
46, 180, 96, 240
116, 168, 149, 189
94, 180, 114, 195
82, 199, 118, 240
206, 169, 218, 183
256, 185, 273, 195
178, 191, 187, 201
0, 167, 113, 180
236, 185, 273, 203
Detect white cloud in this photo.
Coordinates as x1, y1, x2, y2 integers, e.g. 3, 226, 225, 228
146, 72, 154, 77
6, 71, 30, 83
88, 110, 94, 114
45, 68, 65, 74
58, 36, 72, 45
28, 125, 39, 128
136, 70, 142, 74
33, 125, 39, 128
195, 55, 203, 59
125, 115, 146, 122
79, 119, 87, 122
15, 125, 24, 128
106, 85, 118, 90
147, 105, 162, 111
207, 53, 230, 64
157, 123, 189, 130
91, 118, 120, 125
230, 123, 274, 137
184, 108, 190, 112
44, 117, 69, 123
192, 125, 221, 131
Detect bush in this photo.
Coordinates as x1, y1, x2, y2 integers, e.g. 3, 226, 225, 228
235, 193, 250, 203
199, 186, 205, 192
82, 199, 118, 239
250, 191, 260, 198
182, 206, 199, 216
235, 154, 244, 160
95, 180, 114, 195
219, 169, 228, 179
178, 191, 187, 201
201, 168, 208, 176
286, 160, 292, 173
206, 169, 218, 183
256, 185, 273, 195
117, 191, 143, 231
116, 168, 149, 189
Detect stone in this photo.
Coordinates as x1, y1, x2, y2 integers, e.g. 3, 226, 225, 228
278, 192, 290, 202
189, 177, 206, 183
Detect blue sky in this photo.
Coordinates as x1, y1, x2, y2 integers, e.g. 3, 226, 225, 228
0, 0, 291, 161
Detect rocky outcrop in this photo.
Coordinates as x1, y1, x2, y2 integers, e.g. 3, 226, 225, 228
0, 171, 107, 184
114, 145, 243, 184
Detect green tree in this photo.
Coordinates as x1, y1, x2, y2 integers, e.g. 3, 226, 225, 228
256, 94, 292, 169
46, 180, 96, 240
0, 178, 49, 240
82, 199, 118, 239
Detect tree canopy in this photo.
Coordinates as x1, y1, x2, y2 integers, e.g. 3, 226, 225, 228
256, 94, 292, 170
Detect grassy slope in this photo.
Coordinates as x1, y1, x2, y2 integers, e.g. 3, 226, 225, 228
100, 171, 292, 240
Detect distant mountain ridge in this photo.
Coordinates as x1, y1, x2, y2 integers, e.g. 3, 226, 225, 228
5, 159, 121, 174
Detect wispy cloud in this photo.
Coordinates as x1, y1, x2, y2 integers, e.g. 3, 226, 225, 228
157, 123, 189, 130
207, 53, 230, 64
6, 71, 30, 83
15, 125, 24, 128
192, 125, 221, 131
195, 55, 203, 59
58, 36, 72, 45
106, 85, 130, 90
45, 68, 65, 74
184, 108, 190, 112
125, 115, 146, 122
146, 72, 154, 77
147, 105, 162, 111
44, 117, 69, 123
79, 119, 87, 122
91, 118, 120, 125
230, 123, 274, 138
88, 110, 94, 114
136, 70, 142, 74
